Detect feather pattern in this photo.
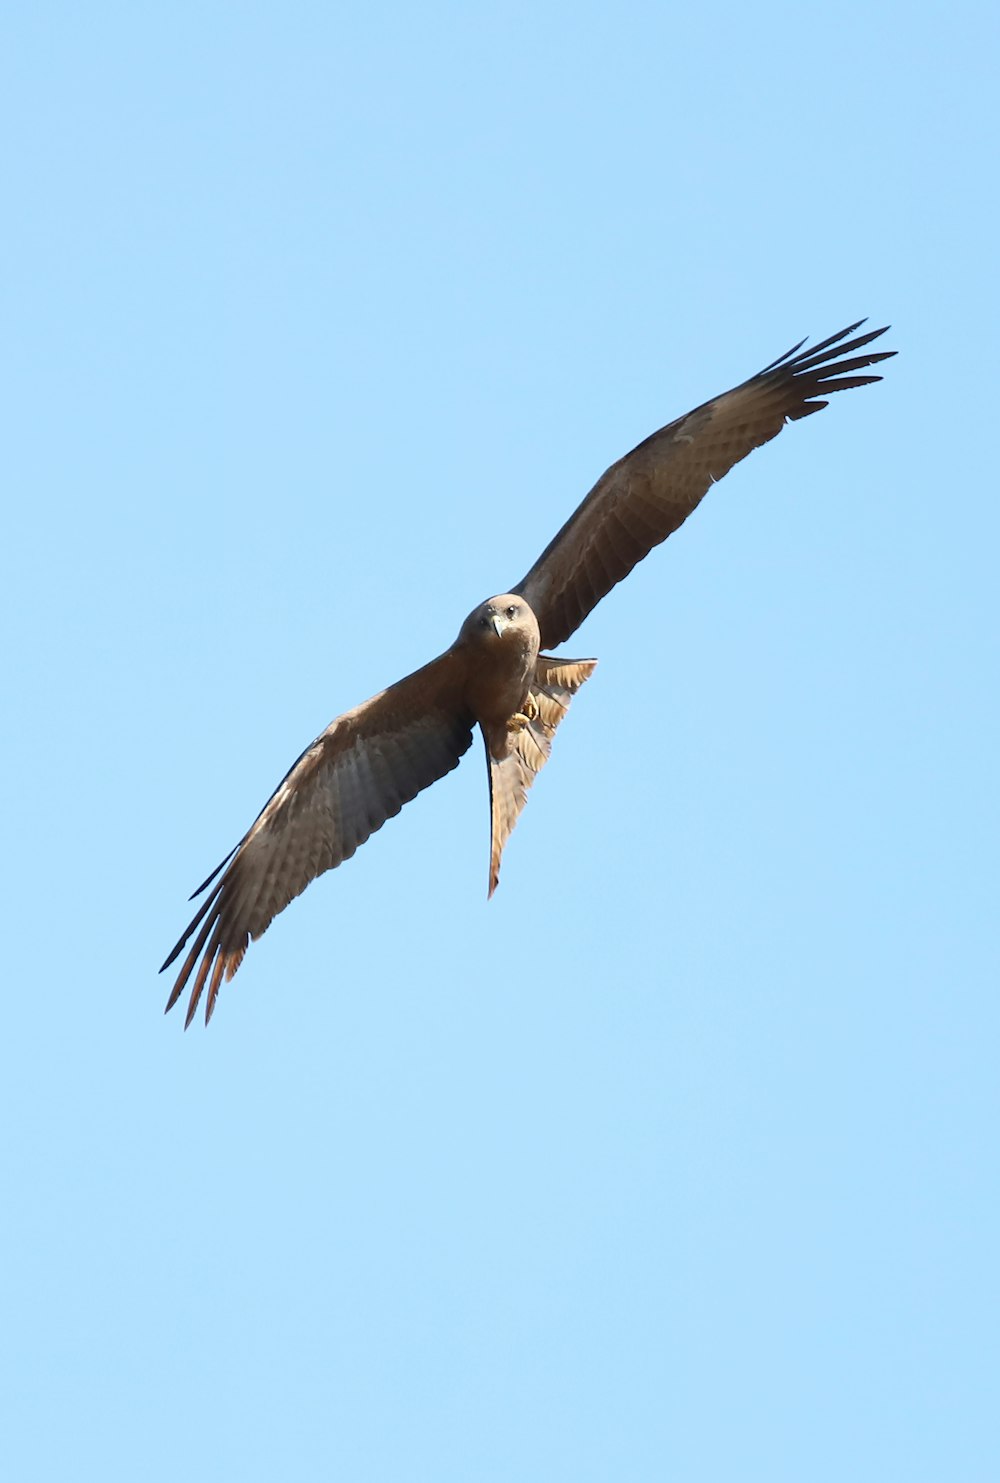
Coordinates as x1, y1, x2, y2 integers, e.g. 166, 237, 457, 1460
161, 652, 474, 1025
514, 322, 895, 649
486, 655, 597, 896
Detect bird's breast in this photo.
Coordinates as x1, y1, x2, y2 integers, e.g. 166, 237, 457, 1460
462, 639, 536, 731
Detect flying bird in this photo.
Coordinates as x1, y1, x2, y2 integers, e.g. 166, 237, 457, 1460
162, 320, 895, 1025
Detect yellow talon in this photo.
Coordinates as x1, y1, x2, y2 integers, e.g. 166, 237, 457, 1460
507, 693, 539, 732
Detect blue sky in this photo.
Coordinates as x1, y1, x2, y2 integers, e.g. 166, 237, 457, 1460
3, 3, 997, 1479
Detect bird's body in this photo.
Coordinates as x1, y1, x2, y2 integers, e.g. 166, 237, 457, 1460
162, 321, 895, 1025
457, 596, 541, 750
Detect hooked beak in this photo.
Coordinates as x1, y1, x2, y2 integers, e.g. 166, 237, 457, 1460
490, 613, 509, 639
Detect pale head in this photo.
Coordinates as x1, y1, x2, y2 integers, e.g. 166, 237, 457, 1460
458, 593, 540, 650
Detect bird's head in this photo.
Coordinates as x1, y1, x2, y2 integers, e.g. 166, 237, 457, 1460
459, 594, 540, 651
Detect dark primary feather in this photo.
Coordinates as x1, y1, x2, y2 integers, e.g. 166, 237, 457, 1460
514, 321, 895, 649
160, 653, 474, 1027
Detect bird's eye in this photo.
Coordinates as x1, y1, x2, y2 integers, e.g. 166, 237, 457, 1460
506, 605, 517, 618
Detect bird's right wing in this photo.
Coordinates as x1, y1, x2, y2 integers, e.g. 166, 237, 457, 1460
161, 651, 475, 1027
515, 321, 895, 649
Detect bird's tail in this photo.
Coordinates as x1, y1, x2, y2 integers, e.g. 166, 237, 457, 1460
487, 654, 597, 896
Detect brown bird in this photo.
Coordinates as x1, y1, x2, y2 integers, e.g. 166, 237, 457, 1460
162, 320, 894, 1025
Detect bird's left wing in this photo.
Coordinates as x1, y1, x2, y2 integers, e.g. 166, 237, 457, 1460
514, 321, 895, 650
161, 651, 474, 1026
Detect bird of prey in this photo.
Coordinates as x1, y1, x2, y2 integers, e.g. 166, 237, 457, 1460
162, 320, 894, 1025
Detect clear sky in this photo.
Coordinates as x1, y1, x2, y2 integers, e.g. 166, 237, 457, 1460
3, 3, 997, 1480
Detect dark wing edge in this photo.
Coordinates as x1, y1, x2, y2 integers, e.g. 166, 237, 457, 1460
160, 652, 474, 1028
514, 320, 896, 649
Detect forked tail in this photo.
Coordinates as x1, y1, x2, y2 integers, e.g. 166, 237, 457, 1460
486, 654, 597, 896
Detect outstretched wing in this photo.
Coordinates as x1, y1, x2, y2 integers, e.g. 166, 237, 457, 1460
515, 321, 895, 650
161, 652, 474, 1027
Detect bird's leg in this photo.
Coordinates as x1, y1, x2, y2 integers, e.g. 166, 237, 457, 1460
507, 693, 539, 732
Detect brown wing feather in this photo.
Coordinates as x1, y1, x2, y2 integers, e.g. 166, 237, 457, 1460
514, 321, 896, 649
161, 651, 475, 1026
